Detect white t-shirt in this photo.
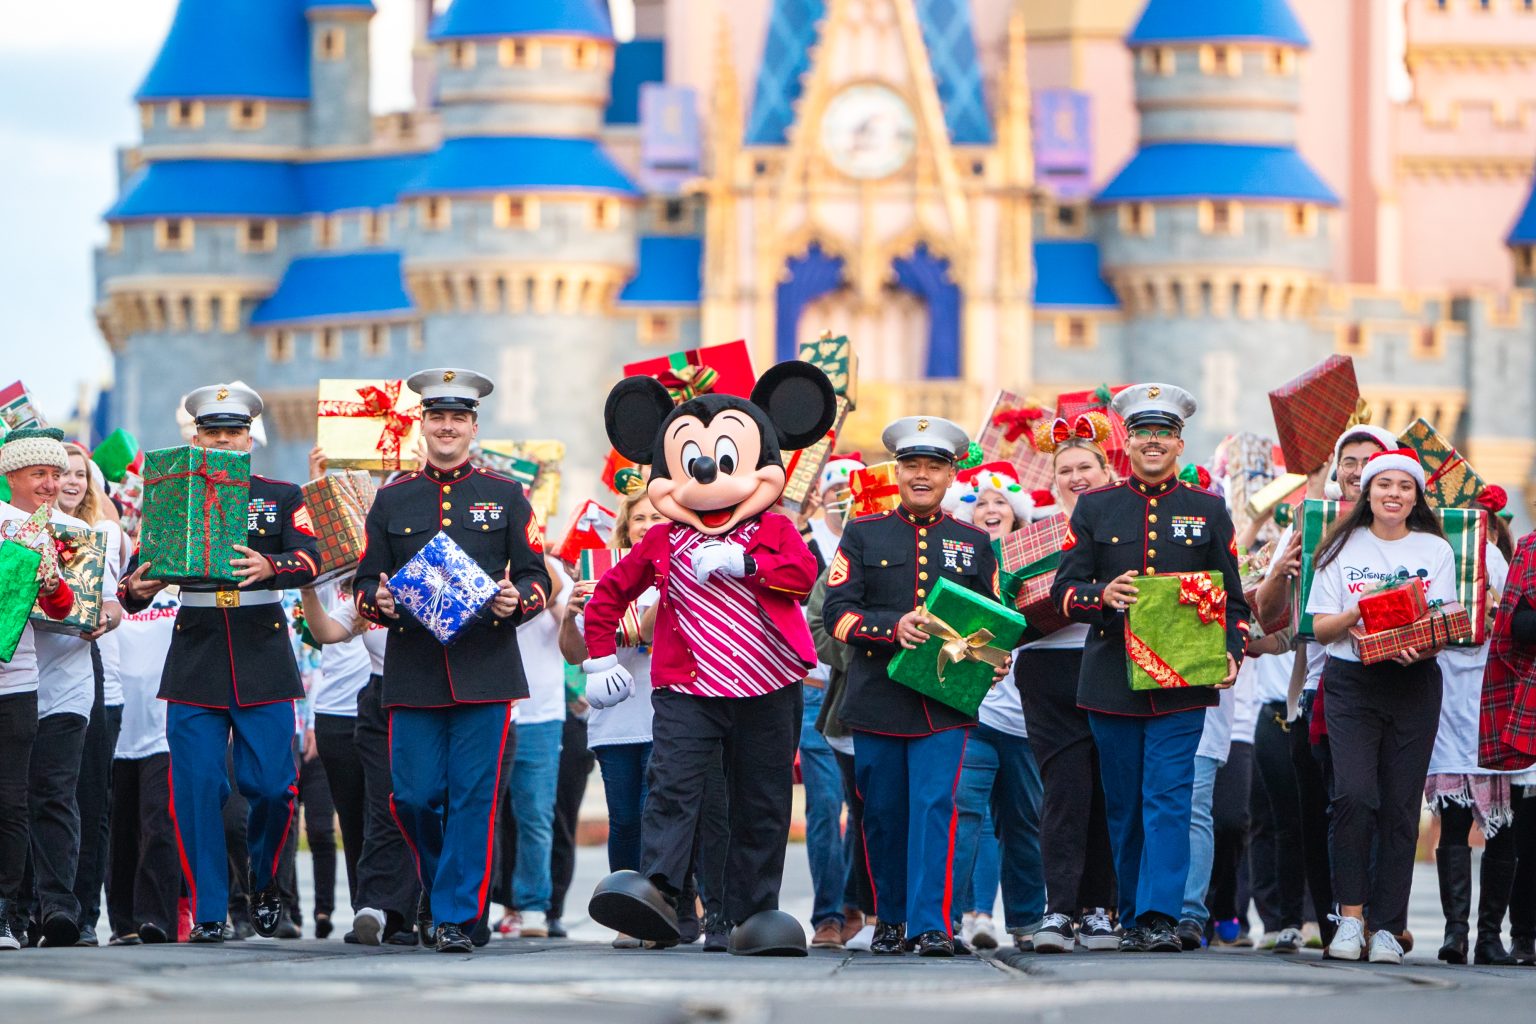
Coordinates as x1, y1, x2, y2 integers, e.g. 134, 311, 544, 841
0, 502, 41, 698
326, 593, 388, 674
307, 583, 377, 717
114, 593, 178, 759
1431, 542, 1510, 776
586, 587, 658, 748
978, 654, 1028, 737
1231, 661, 1261, 744
96, 519, 127, 707
1253, 649, 1294, 705
36, 508, 116, 720
515, 561, 571, 727
1305, 527, 1458, 662
1197, 678, 1236, 765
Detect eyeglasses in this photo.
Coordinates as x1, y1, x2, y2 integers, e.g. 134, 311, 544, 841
1129, 428, 1179, 441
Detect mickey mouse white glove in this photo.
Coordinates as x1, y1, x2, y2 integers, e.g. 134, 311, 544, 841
582, 654, 634, 709
691, 541, 748, 584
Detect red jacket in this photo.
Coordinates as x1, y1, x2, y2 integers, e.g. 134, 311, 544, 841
583, 512, 818, 689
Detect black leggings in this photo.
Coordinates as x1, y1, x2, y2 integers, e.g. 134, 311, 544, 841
1512, 793, 1536, 941
1208, 741, 1252, 923
314, 713, 365, 907
1252, 704, 1306, 929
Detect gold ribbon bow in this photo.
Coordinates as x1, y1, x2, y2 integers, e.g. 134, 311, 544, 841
1346, 398, 1373, 428
918, 612, 1010, 682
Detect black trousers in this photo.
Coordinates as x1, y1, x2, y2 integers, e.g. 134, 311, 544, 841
691, 746, 730, 921
26, 711, 90, 924
1292, 705, 1335, 936
352, 675, 419, 934
644, 684, 801, 922
1208, 740, 1252, 923
1252, 703, 1307, 929
1325, 656, 1441, 934
1511, 792, 1536, 941
0, 691, 39, 906
314, 712, 366, 907
549, 715, 594, 921
73, 651, 121, 928
835, 749, 875, 916
106, 753, 179, 937
278, 749, 336, 922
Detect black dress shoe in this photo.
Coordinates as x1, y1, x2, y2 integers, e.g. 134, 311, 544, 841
248, 878, 284, 938
189, 922, 226, 943
110, 932, 143, 946
314, 914, 333, 940
1145, 923, 1183, 953
914, 930, 955, 958
1119, 926, 1150, 952
1175, 919, 1204, 951
275, 916, 302, 939
1511, 935, 1536, 966
139, 922, 169, 944
385, 928, 421, 947
41, 912, 81, 947
76, 923, 99, 947
343, 930, 359, 944
435, 923, 473, 953
702, 913, 732, 952
871, 921, 906, 955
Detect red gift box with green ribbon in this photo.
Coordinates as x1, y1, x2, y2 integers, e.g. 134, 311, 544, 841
623, 340, 756, 404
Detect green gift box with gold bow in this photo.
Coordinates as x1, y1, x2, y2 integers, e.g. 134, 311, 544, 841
1125, 571, 1230, 691
888, 577, 1028, 717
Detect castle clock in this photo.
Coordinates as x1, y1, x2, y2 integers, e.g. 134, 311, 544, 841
818, 82, 917, 181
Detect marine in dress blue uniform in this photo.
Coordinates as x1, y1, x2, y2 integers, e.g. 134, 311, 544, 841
821, 416, 1003, 958
1049, 383, 1249, 952
118, 384, 319, 942
353, 368, 550, 953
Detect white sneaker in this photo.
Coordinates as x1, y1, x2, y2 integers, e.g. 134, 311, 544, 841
1077, 909, 1119, 951
845, 923, 875, 951
1274, 926, 1304, 953
1033, 913, 1077, 953
1326, 915, 1365, 961
520, 911, 549, 938
970, 914, 999, 950
1368, 929, 1404, 964
353, 907, 385, 946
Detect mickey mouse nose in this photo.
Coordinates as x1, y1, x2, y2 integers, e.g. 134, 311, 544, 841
690, 456, 718, 484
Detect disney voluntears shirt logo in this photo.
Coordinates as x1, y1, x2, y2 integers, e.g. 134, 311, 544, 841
1343, 565, 1430, 597
941, 537, 976, 572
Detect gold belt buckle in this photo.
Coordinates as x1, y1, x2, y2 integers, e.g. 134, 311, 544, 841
215, 590, 240, 610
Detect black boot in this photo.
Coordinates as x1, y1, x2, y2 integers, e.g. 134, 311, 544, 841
1474, 844, 1519, 966
1437, 846, 1471, 964
1511, 934, 1536, 966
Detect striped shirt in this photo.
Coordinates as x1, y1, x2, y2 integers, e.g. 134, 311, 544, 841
667, 521, 810, 698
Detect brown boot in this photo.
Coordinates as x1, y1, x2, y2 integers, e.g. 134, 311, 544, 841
839, 907, 865, 944
812, 920, 845, 949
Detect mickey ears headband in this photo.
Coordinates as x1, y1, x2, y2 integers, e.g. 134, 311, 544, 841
1031, 411, 1112, 455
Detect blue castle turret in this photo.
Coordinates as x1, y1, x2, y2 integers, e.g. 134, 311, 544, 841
1509, 171, 1536, 288
306, 0, 376, 148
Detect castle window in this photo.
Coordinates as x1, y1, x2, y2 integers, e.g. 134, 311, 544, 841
107, 223, 124, 255
240, 219, 277, 253
1120, 202, 1154, 237
1266, 47, 1296, 75
155, 218, 194, 251
313, 215, 338, 249
422, 198, 451, 231
571, 41, 598, 70
639, 312, 678, 345
268, 331, 294, 364
499, 39, 540, 68
319, 27, 346, 60
232, 101, 266, 131
139, 104, 155, 130
364, 324, 389, 357
592, 198, 621, 230
663, 198, 686, 224
494, 194, 539, 229
167, 100, 204, 129
1139, 47, 1175, 76
1055, 316, 1095, 350
316, 328, 341, 361
1286, 203, 1318, 236
1055, 203, 1079, 230
1199, 45, 1240, 76
1516, 245, 1536, 277
1416, 325, 1445, 359
408, 322, 425, 352
1340, 323, 1366, 353
448, 41, 476, 69
363, 210, 389, 246
1199, 200, 1242, 236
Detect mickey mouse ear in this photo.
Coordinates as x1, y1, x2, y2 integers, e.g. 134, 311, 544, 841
604, 377, 675, 464
750, 361, 838, 451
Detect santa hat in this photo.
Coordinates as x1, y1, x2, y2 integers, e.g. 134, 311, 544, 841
1358, 448, 1425, 493
947, 460, 1035, 525
1323, 424, 1398, 500
0, 427, 70, 476
820, 454, 865, 495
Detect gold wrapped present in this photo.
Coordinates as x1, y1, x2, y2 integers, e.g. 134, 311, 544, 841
316, 379, 422, 472
1245, 473, 1307, 520
480, 439, 565, 525
1398, 417, 1485, 509
301, 471, 376, 585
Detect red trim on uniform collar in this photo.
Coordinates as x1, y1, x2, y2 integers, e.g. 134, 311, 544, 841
897, 504, 943, 527
424, 459, 473, 483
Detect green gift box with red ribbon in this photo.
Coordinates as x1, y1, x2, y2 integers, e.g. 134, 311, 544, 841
139, 445, 251, 585
1125, 571, 1230, 691
623, 340, 756, 404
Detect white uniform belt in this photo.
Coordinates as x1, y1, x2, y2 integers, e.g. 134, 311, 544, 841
180, 589, 283, 609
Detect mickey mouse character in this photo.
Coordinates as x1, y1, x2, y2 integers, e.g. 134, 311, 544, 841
582, 360, 838, 955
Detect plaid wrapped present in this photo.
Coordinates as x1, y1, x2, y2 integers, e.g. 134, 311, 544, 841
781, 397, 850, 513
554, 499, 616, 568
301, 471, 376, 585
888, 577, 1028, 717
997, 513, 1069, 607
139, 446, 251, 586
1055, 385, 1130, 477
1399, 417, 1486, 510
0, 380, 45, 432
1125, 571, 1230, 690
797, 332, 857, 409
388, 532, 500, 645
1268, 355, 1359, 473
1016, 572, 1072, 636
0, 536, 43, 663
1438, 507, 1490, 645
1293, 498, 1347, 639
30, 522, 108, 635
977, 391, 1055, 492
91, 428, 139, 484
1358, 577, 1429, 635
316, 379, 422, 472
624, 340, 756, 403
847, 462, 900, 518
1351, 602, 1474, 665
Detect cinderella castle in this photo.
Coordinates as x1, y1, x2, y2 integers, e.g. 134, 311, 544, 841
95, 0, 1536, 504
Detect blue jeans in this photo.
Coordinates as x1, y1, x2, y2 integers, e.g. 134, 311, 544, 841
951, 722, 1046, 930
968, 808, 1000, 916
510, 719, 563, 912
594, 742, 651, 872
1182, 754, 1220, 927
800, 684, 848, 926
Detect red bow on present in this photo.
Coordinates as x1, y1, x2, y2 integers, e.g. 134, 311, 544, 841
992, 406, 1048, 442
317, 381, 421, 471
1178, 572, 1227, 628
1477, 485, 1508, 514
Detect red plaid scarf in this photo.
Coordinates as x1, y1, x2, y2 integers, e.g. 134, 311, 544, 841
1479, 531, 1536, 770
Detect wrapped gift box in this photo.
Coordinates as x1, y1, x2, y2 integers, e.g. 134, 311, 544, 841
302, 471, 376, 585
479, 439, 565, 526
1055, 385, 1130, 477
1293, 498, 1347, 639
1125, 571, 1230, 691
554, 499, 617, 567
601, 448, 639, 498
1439, 507, 1490, 645
997, 513, 1069, 609
847, 461, 900, 518
1400, 417, 1486, 510
473, 445, 539, 489
139, 446, 251, 586
977, 391, 1055, 492
316, 379, 422, 472
113, 470, 144, 535
91, 428, 140, 484
0, 539, 43, 663
30, 522, 108, 635
1015, 572, 1073, 636
578, 548, 620, 582
0, 380, 45, 432
1358, 577, 1430, 635
1268, 355, 1359, 473
623, 340, 756, 403
781, 396, 851, 513
797, 332, 857, 409
388, 532, 500, 645
1351, 602, 1474, 665
1244, 473, 1307, 521
888, 577, 1028, 717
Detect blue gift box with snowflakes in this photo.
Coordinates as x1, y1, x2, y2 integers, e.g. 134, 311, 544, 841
388, 532, 500, 645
